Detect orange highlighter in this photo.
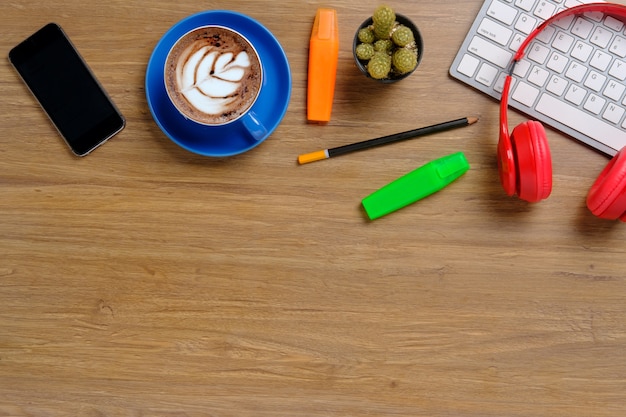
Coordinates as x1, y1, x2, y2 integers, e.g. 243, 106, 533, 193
307, 8, 339, 123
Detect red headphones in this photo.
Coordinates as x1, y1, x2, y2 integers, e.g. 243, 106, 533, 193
499, 3, 626, 221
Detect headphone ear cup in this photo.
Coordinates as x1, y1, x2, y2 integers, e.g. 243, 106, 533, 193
510, 120, 553, 202
587, 147, 626, 221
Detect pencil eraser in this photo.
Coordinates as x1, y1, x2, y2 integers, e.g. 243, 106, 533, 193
307, 8, 339, 123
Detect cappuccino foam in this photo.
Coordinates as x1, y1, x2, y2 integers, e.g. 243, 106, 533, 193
165, 26, 262, 125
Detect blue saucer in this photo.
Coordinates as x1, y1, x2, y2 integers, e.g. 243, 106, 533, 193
146, 11, 292, 157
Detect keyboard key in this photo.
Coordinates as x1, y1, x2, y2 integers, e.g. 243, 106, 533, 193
603, 80, 625, 101
564, 0, 582, 7
494, 72, 513, 93
515, 0, 536, 12
534, 1, 557, 20
512, 81, 540, 107
590, 26, 613, 48
477, 63, 500, 86
528, 43, 551, 64
552, 31, 575, 53
565, 84, 587, 105
516, 13, 538, 35
565, 61, 587, 82
510, 33, 525, 52
608, 59, 626, 80
457, 54, 481, 77
536, 93, 626, 152
513, 59, 532, 77
553, 13, 576, 30
468, 36, 512, 68
487, 0, 518, 25
583, 93, 606, 114
571, 17, 594, 39
565, 0, 588, 9
570, 40, 593, 61
590, 50, 612, 71
609, 36, 626, 58
583, 11, 604, 23
604, 16, 624, 32
478, 17, 514, 46
603, 104, 625, 125
536, 25, 556, 43
546, 75, 569, 96
583, 70, 606, 92
547, 52, 568, 73
528, 65, 550, 86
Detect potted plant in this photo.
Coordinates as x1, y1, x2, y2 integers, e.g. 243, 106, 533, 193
353, 5, 423, 83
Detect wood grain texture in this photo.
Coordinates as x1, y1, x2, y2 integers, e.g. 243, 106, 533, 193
1, 1, 626, 416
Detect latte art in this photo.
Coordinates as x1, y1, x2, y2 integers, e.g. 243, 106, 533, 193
177, 47, 251, 115
165, 26, 262, 125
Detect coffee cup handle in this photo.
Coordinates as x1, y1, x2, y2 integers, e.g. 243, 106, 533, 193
241, 110, 267, 141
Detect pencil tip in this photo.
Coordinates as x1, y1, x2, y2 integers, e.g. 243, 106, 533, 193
467, 116, 479, 125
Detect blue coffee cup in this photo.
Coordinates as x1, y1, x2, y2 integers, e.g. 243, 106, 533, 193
146, 11, 291, 157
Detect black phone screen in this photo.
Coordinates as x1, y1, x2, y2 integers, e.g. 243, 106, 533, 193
9, 23, 125, 156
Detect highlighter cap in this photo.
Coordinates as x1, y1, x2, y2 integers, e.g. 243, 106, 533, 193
307, 9, 339, 122
362, 152, 470, 220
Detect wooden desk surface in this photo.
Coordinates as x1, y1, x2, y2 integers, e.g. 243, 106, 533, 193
2, 1, 626, 415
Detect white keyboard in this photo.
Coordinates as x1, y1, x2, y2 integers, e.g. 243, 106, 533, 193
449, 0, 626, 156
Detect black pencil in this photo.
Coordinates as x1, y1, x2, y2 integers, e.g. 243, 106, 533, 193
297, 116, 478, 164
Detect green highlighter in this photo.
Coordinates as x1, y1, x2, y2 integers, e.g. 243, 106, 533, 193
362, 152, 470, 220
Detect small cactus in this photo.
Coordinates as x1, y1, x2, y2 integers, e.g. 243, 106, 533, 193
393, 48, 418, 74
373, 39, 393, 54
357, 27, 376, 44
367, 52, 392, 80
392, 25, 414, 47
355, 5, 419, 80
372, 5, 395, 39
355, 43, 375, 60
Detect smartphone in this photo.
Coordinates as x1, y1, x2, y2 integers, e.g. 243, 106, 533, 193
8, 23, 125, 156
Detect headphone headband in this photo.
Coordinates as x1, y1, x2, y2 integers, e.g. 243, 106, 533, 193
501, 3, 626, 137
514, 3, 626, 63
